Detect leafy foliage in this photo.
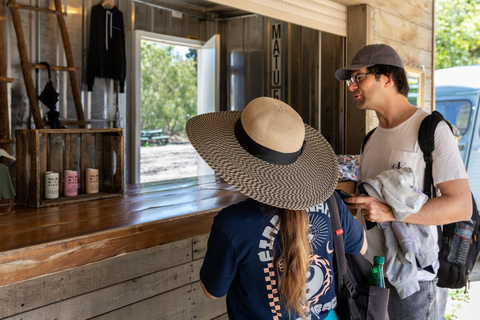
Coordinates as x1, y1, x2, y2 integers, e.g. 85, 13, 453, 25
140, 42, 197, 136
445, 288, 471, 319
436, 0, 480, 69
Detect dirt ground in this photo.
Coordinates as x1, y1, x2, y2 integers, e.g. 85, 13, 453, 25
140, 143, 198, 183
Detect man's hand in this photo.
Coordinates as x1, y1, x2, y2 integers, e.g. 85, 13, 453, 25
346, 195, 396, 223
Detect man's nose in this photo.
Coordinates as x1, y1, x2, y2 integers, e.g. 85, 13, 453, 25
348, 82, 357, 91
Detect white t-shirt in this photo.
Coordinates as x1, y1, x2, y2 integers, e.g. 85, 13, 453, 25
358, 108, 468, 280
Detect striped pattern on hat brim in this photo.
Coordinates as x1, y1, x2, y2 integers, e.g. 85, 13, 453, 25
186, 111, 338, 210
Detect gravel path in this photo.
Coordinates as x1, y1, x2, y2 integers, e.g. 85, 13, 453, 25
140, 143, 198, 183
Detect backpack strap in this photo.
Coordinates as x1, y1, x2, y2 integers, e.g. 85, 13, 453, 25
361, 128, 377, 154
418, 111, 453, 198
327, 193, 362, 320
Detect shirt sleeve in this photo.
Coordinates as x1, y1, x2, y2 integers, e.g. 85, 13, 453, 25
432, 121, 468, 185
336, 192, 365, 256
199, 220, 238, 298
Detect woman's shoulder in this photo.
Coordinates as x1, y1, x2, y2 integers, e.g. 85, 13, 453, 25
214, 198, 262, 224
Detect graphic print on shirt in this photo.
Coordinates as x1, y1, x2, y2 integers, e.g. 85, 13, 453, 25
258, 204, 335, 319
392, 161, 407, 169
304, 203, 335, 318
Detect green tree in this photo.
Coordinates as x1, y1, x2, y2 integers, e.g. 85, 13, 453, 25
436, 0, 480, 69
140, 42, 197, 137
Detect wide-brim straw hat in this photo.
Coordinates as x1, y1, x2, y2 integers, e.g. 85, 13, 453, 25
186, 97, 338, 210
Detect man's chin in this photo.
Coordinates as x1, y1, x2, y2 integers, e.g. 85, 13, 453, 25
356, 100, 366, 109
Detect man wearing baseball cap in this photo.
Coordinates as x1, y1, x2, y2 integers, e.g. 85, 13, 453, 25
336, 44, 472, 320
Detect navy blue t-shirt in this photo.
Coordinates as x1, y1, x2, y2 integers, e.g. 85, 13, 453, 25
200, 193, 364, 320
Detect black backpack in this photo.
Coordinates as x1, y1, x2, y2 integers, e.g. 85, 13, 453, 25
328, 193, 390, 320
361, 111, 480, 289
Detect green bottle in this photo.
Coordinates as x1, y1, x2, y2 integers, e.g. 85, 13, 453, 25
368, 256, 385, 287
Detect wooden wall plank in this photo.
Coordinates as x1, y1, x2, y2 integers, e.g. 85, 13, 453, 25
364, 0, 432, 28
321, 32, 345, 152
91, 282, 227, 320
80, 133, 94, 193
3, 260, 203, 320
374, 36, 432, 70
374, 9, 432, 53
65, 133, 79, 172
0, 239, 192, 318
193, 233, 208, 260
48, 133, 64, 193
91, 284, 195, 320
190, 281, 228, 319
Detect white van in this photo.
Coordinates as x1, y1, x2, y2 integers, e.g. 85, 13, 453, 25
435, 65, 480, 202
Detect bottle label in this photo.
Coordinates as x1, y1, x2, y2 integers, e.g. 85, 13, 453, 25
64, 170, 78, 197
447, 221, 474, 265
45, 171, 59, 199
454, 224, 474, 239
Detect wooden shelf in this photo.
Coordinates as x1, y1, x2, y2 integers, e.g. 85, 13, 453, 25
15, 128, 124, 208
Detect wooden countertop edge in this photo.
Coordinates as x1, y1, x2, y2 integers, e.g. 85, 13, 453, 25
0, 180, 356, 287
0, 206, 224, 287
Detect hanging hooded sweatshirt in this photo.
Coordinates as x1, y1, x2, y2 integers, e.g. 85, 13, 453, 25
86, 4, 126, 93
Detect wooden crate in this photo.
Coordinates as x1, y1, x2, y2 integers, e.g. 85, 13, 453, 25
15, 128, 124, 208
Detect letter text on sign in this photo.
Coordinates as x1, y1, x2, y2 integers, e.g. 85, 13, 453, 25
271, 24, 281, 89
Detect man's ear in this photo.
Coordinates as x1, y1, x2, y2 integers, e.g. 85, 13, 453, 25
383, 73, 395, 89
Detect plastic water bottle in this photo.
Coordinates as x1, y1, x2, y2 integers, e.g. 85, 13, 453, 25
447, 220, 475, 266
368, 256, 385, 287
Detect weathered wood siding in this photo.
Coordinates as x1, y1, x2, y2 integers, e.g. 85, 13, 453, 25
0, 235, 226, 320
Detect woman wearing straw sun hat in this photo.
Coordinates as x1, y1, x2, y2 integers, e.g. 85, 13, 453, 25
187, 97, 367, 320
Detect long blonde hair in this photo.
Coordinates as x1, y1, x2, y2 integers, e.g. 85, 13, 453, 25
264, 206, 312, 318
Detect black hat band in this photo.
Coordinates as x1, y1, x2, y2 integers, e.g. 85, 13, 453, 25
234, 118, 304, 165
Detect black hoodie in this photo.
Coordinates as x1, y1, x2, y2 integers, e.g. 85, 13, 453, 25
86, 4, 126, 93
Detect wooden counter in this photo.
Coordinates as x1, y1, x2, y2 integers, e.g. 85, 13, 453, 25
0, 176, 355, 319
0, 175, 246, 287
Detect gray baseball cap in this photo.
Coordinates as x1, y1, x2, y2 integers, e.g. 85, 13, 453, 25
335, 44, 405, 80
